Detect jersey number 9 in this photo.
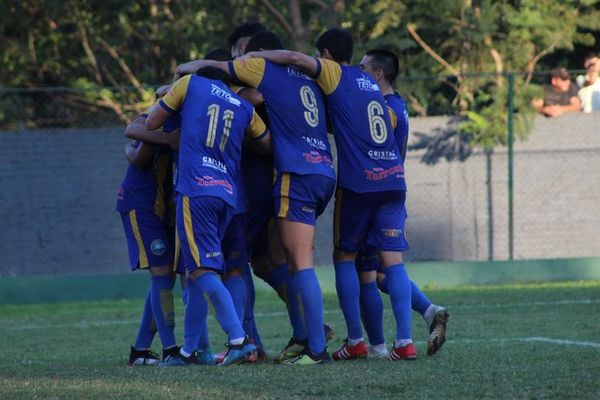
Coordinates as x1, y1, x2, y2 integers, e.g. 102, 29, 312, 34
206, 104, 235, 151
300, 85, 319, 128
367, 100, 388, 144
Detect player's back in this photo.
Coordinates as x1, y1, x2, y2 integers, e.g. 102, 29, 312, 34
318, 61, 404, 193
175, 75, 255, 208
384, 92, 409, 164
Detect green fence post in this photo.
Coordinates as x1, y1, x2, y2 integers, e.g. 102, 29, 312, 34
507, 72, 515, 260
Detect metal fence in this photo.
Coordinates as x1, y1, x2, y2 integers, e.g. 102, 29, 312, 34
1, 70, 599, 263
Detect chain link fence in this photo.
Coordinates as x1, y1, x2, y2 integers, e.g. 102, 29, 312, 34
1, 71, 599, 265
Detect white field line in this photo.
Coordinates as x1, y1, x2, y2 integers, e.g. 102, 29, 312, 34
445, 337, 600, 349
2, 298, 598, 331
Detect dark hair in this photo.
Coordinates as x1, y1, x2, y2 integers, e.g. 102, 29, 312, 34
205, 48, 232, 62
227, 22, 267, 47
551, 67, 570, 81
246, 31, 284, 52
315, 28, 353, 63
365, 49, 399, 83
196, 66, 231, 86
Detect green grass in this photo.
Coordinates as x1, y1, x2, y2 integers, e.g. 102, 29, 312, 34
1, 281, 599, 399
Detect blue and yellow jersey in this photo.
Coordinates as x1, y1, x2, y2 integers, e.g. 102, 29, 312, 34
385, 92, 409, 189
314, 58, 403, 193
159, 74, 267, 208
228, 59, 335, 180
115, 141, 173, 221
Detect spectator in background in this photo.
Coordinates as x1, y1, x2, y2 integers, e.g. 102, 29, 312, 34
578, 53, 600, 113
532, 67, 581, 117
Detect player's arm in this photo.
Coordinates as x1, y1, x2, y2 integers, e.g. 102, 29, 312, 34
245, 110, 271, 154
125, 140, 157, 169
243, 50, 319, 77
126, 115, 180, 150
236, 87, 265, 106
146, 75, 190, 130
175, 60, 229, 77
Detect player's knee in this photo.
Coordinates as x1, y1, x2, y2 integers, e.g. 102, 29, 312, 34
149, 265, 173, 277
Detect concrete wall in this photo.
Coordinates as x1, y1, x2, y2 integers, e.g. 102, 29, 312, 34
1, 114, 599, 276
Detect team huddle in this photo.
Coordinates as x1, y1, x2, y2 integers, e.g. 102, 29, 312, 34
116, 23, 449, 367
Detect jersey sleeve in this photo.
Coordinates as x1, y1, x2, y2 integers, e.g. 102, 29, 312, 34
228, 59, 266, 89
160, 75, 191, 112
387, 106, 398, 129
246, 109, 268, 140
314, 58, 342, 95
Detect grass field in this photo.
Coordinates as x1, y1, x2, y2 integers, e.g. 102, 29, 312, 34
1, 280, 599, 399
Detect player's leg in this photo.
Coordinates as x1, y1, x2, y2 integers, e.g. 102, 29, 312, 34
275, 173, 335, 364
175, 195, 253, 366
120, 210, 164, 366
222, 214, 249, 326
372, 191, 415, 360
331, 188, 371, 361
356, 246, 388, 358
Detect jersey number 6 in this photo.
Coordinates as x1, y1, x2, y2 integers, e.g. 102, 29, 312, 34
367, 100, 388, 144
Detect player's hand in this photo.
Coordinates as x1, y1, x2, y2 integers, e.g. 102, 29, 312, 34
176, 60, 204, 75
155, 84, 172, 98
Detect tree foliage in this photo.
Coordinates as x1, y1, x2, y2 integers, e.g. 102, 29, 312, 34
1, 0, 599, 147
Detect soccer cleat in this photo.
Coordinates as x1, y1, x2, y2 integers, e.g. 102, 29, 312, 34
367, 344, 390, 359
283, 349, 331, 365
426, 306, 449, 356
127, 346, 160, 367
196, 348, 217, 365
246, 345, 269, 363
220, 337, 256, 366
388, 342, 417, 361
214, 349, 228, 365
275, 337, 308, 363
332, 339, 368, 361
159, 346, 199, 367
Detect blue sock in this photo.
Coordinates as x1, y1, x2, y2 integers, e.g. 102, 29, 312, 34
242, 263, 262, 347
223, 274, 247, 325
265, 264, 306, 341
150, 275, 177, 349
385, 264, 412, 341
295, 268, 325, 355
334, 261, 363, 341
360, 281, 385, 346
378, 276, 389, 294
134, 290, 156, 349
410, 280, 432, 316
183, 277, 205, 355
197, 272, 245, 342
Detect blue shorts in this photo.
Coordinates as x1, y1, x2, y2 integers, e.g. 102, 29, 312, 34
176, 195, 234, 272
120, 209, 173, 270
334, 188, 410, 253
356, 244, 381, 273
223, 213, 248, 272
273, 173, 336, 226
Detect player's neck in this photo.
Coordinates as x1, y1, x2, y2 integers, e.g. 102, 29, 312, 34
379, 82, 394, 96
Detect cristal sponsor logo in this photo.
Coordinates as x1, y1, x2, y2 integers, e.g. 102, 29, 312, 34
206, 251, 221, 258
303, 136, 327, 150
202, 156, 228, 173
210, 84, 241, 106
301, 206, 315, 213
382, 229, 402, 238
151, 239, 167, 255
356, 75, 380, 92
368, 150, 398, 160
287, 66, 312, 80
365, 165, 404, 181
195, 175, 234, 194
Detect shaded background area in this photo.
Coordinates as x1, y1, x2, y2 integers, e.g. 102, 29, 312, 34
2, 113, 598, 277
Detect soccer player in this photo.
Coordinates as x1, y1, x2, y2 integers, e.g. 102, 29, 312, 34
357, 49, 449, 358
116, 115, 180, 367
228, 22, 267, 59
243, 28, 417, 361
176, 30, 337, 365
146, 66, 271, 366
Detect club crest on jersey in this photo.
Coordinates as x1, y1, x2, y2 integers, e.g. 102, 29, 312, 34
151, 239, 167, 256
356, 75, 380, 92
210, 84, 241, 106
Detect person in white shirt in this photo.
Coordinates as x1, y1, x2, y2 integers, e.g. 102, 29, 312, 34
578, 53, 600, 113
